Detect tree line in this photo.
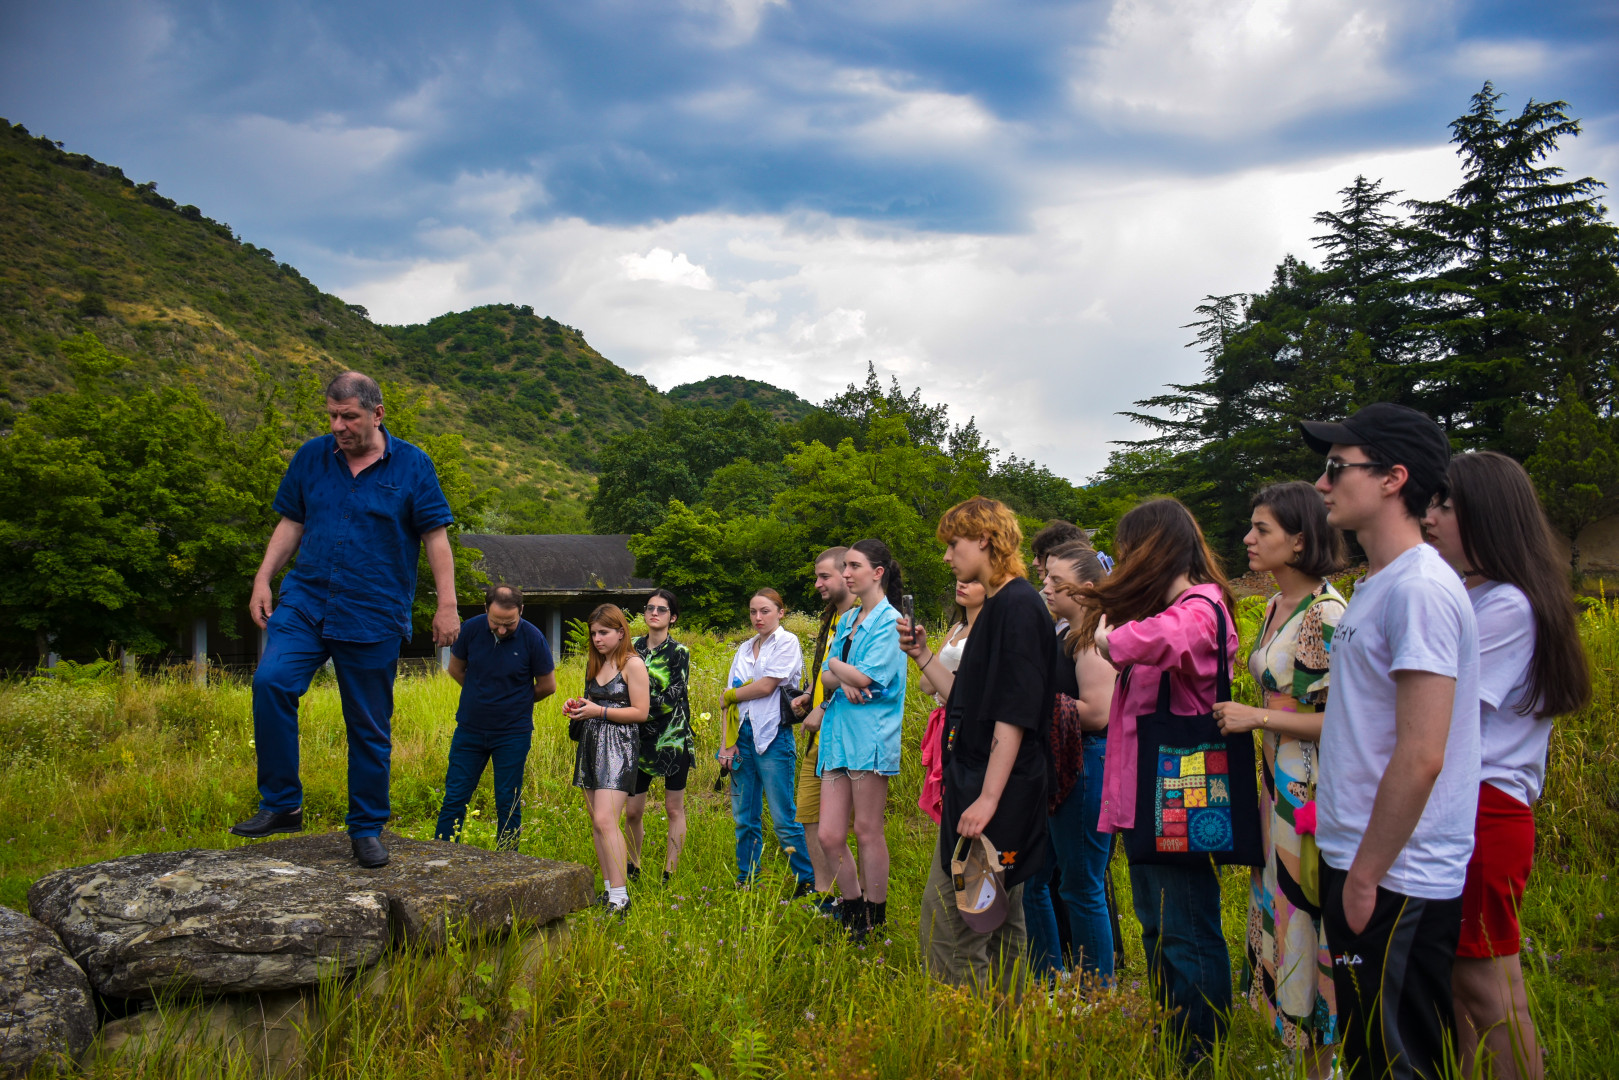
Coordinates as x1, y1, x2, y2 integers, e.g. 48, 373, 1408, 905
1109, 83, 1619, 570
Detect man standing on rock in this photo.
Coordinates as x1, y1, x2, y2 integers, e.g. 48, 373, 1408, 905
230, 372, 460, 869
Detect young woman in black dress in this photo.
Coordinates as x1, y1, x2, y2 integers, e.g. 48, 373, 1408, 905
562, 604, 650, 914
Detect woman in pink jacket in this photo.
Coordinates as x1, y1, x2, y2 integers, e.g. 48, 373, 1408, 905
1071, 498, 1240, 1063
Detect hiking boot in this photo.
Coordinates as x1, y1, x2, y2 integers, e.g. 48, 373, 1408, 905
229, 807, 303, 839
840, 896, 870, 942
351, 835, 389, 868
626, 862, 641, 883
792, 879, 815, 899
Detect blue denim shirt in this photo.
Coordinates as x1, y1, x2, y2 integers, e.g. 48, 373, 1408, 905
272, 430, 454, 642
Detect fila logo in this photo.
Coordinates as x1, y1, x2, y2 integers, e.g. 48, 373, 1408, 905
1334, 953, 1364, 967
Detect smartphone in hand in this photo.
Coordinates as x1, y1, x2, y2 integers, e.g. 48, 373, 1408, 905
899, 594, 922, 647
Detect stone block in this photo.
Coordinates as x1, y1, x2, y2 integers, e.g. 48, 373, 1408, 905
0, 905, 96, 1078
254, 831, 595, 947
92, 990, 310, 1077
28, 850, 389, 997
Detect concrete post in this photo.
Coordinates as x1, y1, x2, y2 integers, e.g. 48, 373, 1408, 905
120, 646, 135, 675
548, 607, 563, 657
258, 626, 268, 663
439, 645, 452, 671
193, 615, 208, 687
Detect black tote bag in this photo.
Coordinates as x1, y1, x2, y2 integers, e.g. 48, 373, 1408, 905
1123, 594, 1263, 868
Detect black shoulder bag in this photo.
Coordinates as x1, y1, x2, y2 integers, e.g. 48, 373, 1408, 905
1123, 594, 1263, 868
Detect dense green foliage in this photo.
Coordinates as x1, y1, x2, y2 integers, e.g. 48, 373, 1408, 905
599, 365, 1095, 626
1113, 85, 1619, 561
3, 605, 1616, 1076
666, 374, 814, 421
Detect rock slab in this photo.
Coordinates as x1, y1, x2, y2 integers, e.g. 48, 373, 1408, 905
255, 831, 595, 947
27, 850, 390, 998
0, 905, 96, 1078
93, 990, 310, 1078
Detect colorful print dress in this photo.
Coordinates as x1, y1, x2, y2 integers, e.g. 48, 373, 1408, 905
634, 635, 696, 777
1243, 582, 1346, 1051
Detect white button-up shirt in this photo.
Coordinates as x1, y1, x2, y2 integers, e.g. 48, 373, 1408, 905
726, 625, 804, 753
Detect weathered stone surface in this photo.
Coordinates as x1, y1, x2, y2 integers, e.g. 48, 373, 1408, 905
256, 831, 595, 947
0, 905, 96, 1078
27, 850, 389, 997
92, 990, 310, 1077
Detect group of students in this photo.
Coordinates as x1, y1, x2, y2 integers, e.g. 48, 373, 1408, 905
435, 400, 1578, 1080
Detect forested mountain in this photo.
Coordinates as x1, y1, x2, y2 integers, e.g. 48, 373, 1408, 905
667, 375, 814, 420
1111, 85, 1619, 567
0, 119, 668, 534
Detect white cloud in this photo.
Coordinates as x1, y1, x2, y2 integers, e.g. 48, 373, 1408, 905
682, 0, 789, 46
1076, 0, 1446, 135
619, 248, 716, 289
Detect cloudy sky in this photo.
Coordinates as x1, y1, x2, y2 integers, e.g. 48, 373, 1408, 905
3, 1, 1616, 480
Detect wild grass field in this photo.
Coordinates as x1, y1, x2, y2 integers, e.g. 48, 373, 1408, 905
1, 603, 1616, 1078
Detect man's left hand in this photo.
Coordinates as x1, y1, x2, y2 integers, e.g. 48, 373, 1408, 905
956, 794, 999, 838
432, 607, 460, 647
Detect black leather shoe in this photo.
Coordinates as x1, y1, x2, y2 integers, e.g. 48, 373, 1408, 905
352, 835, 389, 869
229, 807, 303, 838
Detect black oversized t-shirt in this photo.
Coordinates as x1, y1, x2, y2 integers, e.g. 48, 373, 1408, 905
939, 576, 1056, 888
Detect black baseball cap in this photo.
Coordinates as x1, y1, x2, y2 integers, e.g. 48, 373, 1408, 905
1298, 403, 1451, 492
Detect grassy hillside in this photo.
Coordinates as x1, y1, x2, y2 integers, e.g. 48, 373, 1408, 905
667, 374, 813, 421
0, 120, 670, 533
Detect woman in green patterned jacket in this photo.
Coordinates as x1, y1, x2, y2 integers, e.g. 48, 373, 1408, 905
626, 588, 696, 883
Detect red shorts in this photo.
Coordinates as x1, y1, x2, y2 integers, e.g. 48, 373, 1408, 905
1457, 781, 1534, 958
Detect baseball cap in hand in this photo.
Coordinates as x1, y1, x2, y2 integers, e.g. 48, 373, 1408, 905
951, 834, 1010, 932
1298, 403, 1451, 494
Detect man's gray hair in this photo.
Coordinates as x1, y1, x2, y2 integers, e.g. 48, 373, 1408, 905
325, 371, 383, 411
486, 584, 524, 610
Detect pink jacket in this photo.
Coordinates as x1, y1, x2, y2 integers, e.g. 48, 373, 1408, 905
1097, 583, 1239, 834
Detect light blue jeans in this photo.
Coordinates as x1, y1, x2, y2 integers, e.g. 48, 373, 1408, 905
1050, 734, 1114, 980
731, 720, 815, 885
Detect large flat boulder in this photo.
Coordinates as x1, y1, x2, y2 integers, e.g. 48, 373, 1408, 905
0, 905, 96, 1078
27, 850, 389, 998
254, 831, 595, 947
92, 991, 310, 1078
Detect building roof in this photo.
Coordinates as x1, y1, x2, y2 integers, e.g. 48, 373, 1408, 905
458, 534, 656, 599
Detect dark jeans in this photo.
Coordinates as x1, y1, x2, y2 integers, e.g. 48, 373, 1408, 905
1130, 859, 1232, 1061
1051, 735, 1113, 980
1021, 848, 1065, 977
434, 724, 533, 849
1321, 863, 1463, 1080
252, 605, 400, 837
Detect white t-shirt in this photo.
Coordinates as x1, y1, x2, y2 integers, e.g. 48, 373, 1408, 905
1318, 543, 1481, 900
1470, 580, 1549, 806
726, 626, 803, 753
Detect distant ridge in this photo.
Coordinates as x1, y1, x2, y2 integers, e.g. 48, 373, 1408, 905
667, 375, 813, 422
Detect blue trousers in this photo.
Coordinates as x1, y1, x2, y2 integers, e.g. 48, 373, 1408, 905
731, 721, 815, 885
1021, 849, 1065, 977
1050, 735, 1114, 980
252, 606, 400, 837
1130, 859, 1232, 1061
434, 725, 532, 849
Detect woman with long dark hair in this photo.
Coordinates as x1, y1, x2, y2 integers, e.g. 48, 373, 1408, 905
1212, 482, 1346, 1077
1042, 539, 1118, 982
1423, 452, 1590, 1080
627, 588, 695, 884
1072, 498, 1240, 1062
818, 538, 909, 938
562, 604, 650, 916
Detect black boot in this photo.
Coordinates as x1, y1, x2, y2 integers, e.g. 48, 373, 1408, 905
840, 896, 869, 941
229, 807, 302, 838
867, 900, 887, 932
351, 835, 389, 869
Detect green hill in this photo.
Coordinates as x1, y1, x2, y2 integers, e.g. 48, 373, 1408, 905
0, 119, 672, 533
667, 375, 813, 421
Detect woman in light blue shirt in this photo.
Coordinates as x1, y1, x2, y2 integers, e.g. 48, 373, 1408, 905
814, 538, 908, 939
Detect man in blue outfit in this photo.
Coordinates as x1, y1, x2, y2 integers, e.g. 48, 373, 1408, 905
230, 372, 460, 868
434, 583, 556, 849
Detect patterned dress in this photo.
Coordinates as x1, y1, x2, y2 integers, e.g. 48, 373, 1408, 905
1243, 582, 1346, 1051
634, 635, 696, 777
573, 670, 640, 793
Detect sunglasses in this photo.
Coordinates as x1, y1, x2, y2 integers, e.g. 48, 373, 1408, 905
1322, 459, 1386, 485
645, 605, 671, 615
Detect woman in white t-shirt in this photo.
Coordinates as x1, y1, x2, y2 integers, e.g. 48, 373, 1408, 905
1423, 451, 1591, 1080
719, 589, 815, 892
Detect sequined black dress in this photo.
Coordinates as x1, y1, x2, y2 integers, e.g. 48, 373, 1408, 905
573, 670, 640, 792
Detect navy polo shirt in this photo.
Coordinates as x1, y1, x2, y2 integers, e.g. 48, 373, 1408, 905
451, 614, 555, 730
272, 429, 455, 642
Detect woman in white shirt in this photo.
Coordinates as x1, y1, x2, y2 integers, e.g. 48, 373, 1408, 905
719, 588, 815, 892
1423, 451, 1590, 1080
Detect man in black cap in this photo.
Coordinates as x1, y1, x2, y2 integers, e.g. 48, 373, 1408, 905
1299, 403, 1481, 1080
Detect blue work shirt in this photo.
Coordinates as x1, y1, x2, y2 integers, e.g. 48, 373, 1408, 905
450, 614, 555, 731
272, 429, 454, 642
